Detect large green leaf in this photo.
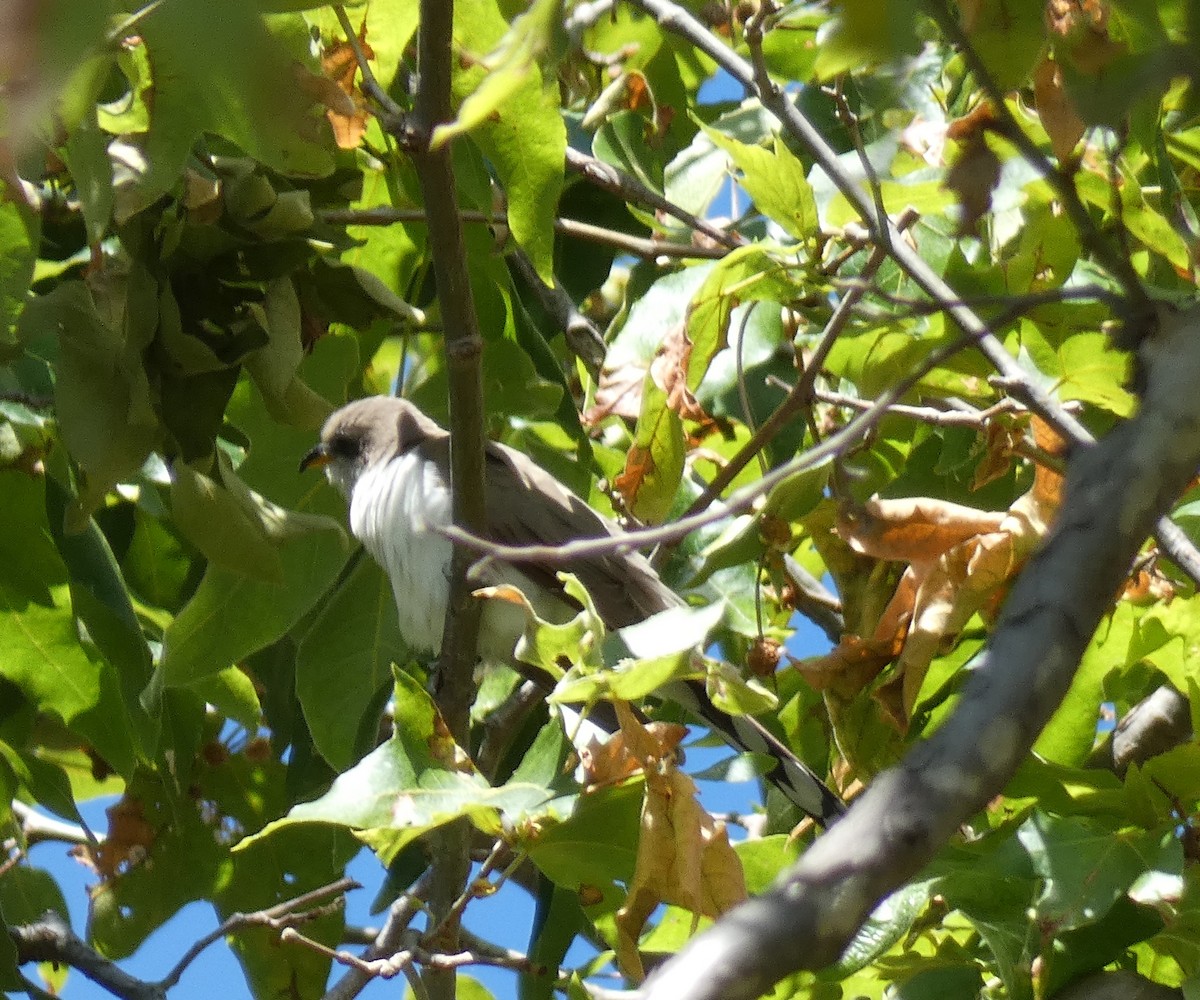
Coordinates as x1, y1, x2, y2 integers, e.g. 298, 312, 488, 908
250, 671, 557, 863
446, 0, 566, 282
127, 2, 334, 215
295, 557, 407, 771
153, 518, 347, 696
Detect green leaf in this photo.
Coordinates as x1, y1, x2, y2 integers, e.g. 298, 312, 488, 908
128, 1, 333, 215
28, 283, 158, 523
511, 573, 606, 677
0, 581, 102, 730
933, 830, 1040, 1000
812, 1, 923, 79
444, 0, 566, 282
552, 650, 693, 706
296, 557, 406, 771
60, 111, 113, 244
0, 200, 39, 342
153, 516, 346, 696
169, 459, 287, 585
216, 822, 359, 1000
525, 780, 643, 889
255, 671, 555, 863
190, 666, 262, 732
696, 122, 818, 240
685, 245, 799, 393
89, 780, 226, 959
0, 866, 69, 928
524, 881, 587, 1000
1035, 602, 1138, 765
1016, 812, 1171, 931
624, 375, 684, 525
594, 110, 664, 194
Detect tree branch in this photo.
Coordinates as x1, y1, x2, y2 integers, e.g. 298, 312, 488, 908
564, 147, 741, 250
638, 302, 1200, 998
11, 912, 164, 1000
318, 207, 728, 261
405, 3, 485, 996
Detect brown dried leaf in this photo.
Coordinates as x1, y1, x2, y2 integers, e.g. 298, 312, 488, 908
587, 362, 646, 422
650, 321, 706, 421
971, 418, 1022, 492
945, 131, 1002, 236
945, 101, 999, 141
580, 716, 689, 788
838, 497, 1008, 562
1048, 0, 1126, 74
1033, 57, 1085, 163
796, 633, 902, 697
314, 24, 376, 151
612, 444, 654, 514
612, 704, 747, 982
1030, 416, 1067, 509
76, 796, 156, 880
1124, 564, 1175, 605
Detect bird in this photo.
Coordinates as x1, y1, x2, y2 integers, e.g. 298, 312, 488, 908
300, 395, 845, 826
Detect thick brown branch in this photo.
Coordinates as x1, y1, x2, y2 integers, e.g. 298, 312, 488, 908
639, 302, 1200, 999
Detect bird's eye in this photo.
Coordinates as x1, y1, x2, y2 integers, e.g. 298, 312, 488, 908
329, 432, 361, 458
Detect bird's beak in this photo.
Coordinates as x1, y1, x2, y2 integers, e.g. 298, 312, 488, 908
299, 443, 331, 473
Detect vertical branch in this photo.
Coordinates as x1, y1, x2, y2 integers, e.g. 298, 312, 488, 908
409, 2, 486, 998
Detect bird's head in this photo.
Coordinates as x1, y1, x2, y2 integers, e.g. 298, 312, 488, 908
300, 396, 440, 496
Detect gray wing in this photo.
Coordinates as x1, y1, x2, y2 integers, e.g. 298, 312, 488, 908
481, 440, 680, 628
472, 438, 845, 826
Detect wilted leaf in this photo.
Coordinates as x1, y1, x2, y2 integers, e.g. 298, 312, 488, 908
827, 433, 1067, 728
314, 20, 375, 150
1034, 57, 1085, 163
610, 703, 747, 982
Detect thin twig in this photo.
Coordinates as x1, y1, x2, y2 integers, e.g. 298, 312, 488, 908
446, 325, 978, 567
922, 0, 1152, 326
318, 207, 729, 260
623, 0, 1098, 450
424, 839, 507, 946
508, 248, 606, 382
671, 208, 917, 532
324, 871, 432, 1000
332, 4, 407, 128
158, 877, 359, 991
565, 146, 741, 250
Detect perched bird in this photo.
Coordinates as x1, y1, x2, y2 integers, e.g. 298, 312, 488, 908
301, 395, 844, 825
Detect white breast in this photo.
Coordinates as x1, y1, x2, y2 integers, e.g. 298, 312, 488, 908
349, 452, 452, 655
348, 452, 576, 662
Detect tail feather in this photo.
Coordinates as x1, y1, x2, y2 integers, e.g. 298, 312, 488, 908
666, 679, 846, 827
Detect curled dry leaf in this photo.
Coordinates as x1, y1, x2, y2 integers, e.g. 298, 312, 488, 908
580, 712, 688, 789
650, 321, 706, 422
587, 360, 646, 422
73, 795, 155, 880
1047, 0, 1127, 74
945, 131, 1002, 237
315, 22, 376, 151
800, 420, 1068, 729
607, 702, 747, 982
1033, 56, 1085, 164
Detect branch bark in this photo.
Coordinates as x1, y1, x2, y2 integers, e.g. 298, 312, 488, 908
640, 303, 1200, 999
407, 2, 486, 997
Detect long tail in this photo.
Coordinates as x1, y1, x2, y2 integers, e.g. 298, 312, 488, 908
508, 654, 845, 826
667, 679, 846, 827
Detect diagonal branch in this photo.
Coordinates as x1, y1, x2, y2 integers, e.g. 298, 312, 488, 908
636, 296, 1200, 996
